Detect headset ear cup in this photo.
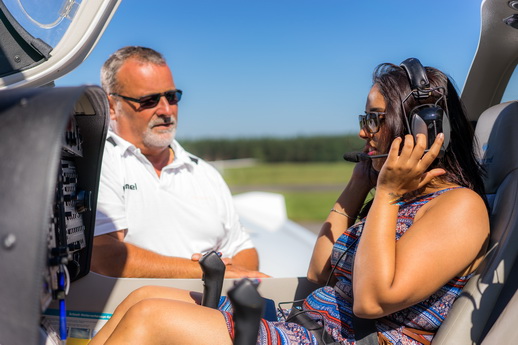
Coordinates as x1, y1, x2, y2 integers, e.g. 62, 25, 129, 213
410, 113, 429, 143
400, 58, 451, 157
441, 113, 451, 152
411, 105, 451, 155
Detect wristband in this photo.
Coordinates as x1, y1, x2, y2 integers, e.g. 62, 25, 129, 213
330, 208, 356, 220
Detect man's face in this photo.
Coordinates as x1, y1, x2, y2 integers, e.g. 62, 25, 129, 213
109, 58, 178, 153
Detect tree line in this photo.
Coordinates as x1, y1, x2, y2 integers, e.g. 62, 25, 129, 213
180, 134, 363, 162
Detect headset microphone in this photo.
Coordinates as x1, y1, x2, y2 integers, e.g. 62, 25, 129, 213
342, 152, 388, 162
342, 149, 429, 163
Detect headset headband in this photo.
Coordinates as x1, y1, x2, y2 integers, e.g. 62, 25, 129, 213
400, 58, 431, 99
399, 57, 451, 155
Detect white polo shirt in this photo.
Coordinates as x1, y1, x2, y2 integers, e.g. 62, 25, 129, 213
94, 131, 254, 259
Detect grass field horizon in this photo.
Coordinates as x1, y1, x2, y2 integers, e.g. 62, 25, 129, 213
222, 162, 356, 225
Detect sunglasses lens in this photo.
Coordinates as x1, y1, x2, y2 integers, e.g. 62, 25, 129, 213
138, 94, 161, 109
358, 113, 384, 134
366, 114, 379, 133
135, 90, 182, 109
358, 115, 365, 130
165, 90, 182, 105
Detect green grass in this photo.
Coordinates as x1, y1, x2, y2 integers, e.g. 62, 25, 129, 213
283, 191, 342, 222
222, 162, 356, 222
223, 162, 354, 185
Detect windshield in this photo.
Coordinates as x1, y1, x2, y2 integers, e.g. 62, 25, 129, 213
3, 0, 81, 47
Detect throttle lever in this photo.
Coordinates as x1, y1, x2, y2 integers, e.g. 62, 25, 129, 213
228, 278, 265, 345
199, 250, 226, 309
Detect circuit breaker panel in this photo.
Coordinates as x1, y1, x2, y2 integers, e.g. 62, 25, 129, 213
0, 85, 109, 345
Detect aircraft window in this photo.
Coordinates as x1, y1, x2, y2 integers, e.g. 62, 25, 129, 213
3, 0, 82, 47
502, 64, 518, 102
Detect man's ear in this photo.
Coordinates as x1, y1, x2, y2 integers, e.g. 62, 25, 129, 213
107, 94, 118, 121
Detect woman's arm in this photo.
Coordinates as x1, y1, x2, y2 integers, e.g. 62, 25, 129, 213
353, 188, 488, 318
307, 161, 376, 285
352, 134, 490, 318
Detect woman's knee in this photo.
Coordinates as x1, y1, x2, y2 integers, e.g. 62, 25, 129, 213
113, 300, 231, 345
128, 286, 196, 303
108, 300, 169, 343
113, 286, 159, 315
123, 300, 185, 336
126, 286, 158, 302
126, 298, 167, 320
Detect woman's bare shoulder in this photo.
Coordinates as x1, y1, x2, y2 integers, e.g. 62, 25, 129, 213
437, 186, 487, 207
425, 186, 489, 233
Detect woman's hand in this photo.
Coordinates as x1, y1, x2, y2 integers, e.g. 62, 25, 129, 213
351, 158, 379, 191
376, 133, 446, 197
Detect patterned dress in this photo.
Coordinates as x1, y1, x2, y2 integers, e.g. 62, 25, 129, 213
220, 187, 473, 344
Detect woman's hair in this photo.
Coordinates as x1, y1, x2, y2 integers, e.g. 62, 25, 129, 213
100, 46, 167, 94
372, 62, 486, 197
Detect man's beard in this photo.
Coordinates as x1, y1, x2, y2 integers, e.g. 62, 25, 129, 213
142, 117, 177, 148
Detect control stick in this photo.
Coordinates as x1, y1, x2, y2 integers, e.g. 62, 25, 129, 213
199, 251, 226, 309
228, 278, 265, 345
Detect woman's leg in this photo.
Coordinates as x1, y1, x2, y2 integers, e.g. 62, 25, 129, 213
90, 286, 203, 344
104, 298, 232, 345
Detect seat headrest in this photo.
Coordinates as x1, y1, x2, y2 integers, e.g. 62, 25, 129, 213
475, 101, 518, 194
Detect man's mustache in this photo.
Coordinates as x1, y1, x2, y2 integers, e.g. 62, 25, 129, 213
149, 117, 175, 127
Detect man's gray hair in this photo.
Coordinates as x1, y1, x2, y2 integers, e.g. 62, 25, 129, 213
100, 46, 167, 93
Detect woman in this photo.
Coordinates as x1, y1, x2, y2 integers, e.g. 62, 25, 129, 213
90, 61, 489, 345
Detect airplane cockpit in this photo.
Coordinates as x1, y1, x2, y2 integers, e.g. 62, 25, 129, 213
1, 0, 518, 344
0, 1, 116, 343
0, 83, 109, 345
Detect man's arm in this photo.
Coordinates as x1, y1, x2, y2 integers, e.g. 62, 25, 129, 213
91, 231, 204, 278
231, 248, 259, 271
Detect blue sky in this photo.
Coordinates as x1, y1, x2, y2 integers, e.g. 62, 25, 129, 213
57, 0, 482, 140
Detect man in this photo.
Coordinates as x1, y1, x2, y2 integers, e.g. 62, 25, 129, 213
92, 46, 264, 278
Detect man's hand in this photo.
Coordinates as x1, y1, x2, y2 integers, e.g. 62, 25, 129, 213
191, 252, 232, 265
191, 252, 270, 278
224, 264, 271, 278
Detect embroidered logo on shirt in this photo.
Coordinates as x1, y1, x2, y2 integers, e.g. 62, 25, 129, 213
123, 183, 138, 191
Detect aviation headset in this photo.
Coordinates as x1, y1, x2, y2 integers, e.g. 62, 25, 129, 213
400, 57, 451, 156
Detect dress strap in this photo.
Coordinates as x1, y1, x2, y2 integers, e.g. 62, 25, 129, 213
380, 318, 435, 345
401, 327, 434, 345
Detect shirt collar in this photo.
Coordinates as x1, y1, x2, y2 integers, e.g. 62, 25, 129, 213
169, 139, 197, 169
107, 130, 196, 169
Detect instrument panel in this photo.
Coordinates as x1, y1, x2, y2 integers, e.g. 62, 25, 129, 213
0, 85, 109, 345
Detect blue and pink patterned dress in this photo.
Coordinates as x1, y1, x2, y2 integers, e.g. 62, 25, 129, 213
220, 187, 473, 344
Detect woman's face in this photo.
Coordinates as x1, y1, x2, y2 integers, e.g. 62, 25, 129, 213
359, 84, 390, 172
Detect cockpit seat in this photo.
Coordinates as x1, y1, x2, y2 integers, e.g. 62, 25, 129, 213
432, 100, 518, 344
480, 257, 518, 344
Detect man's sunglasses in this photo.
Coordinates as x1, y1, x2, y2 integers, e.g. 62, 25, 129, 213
110, 89, 183, 110
358, 111, 386, 134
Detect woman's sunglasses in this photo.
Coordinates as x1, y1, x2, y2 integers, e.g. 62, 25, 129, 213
358, 111, 386, 134
110, 89, 183, 110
